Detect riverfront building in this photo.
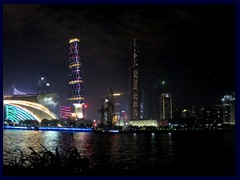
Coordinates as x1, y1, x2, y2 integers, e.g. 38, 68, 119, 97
129, 38, 142, 120
4, 94, 57, 122
160, 93, 172, 120
3, 83, 58, 123
222, 93, 235, 125
60, 106, 71, 119
68, 38, 85, 119
129, 119, 158, 127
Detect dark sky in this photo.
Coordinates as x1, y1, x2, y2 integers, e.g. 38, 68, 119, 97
3, 4, 235, 119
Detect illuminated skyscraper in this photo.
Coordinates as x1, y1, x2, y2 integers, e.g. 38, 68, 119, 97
160, 93, 172, 120
222, 92, 235, 125
129, 38, 142, 120
68, 38, 84, 119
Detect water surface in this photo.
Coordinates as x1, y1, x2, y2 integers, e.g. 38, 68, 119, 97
3, 129, 235, 175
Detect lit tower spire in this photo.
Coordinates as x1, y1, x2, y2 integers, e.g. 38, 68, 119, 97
68, 38, 84, 119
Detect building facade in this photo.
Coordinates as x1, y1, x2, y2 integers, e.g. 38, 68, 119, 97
60, 106, 71, 119
222, 93, 235, 125
129, 38, 142, 120
4, 94, 57, 122
68, 38, 85, 119
160, 93, 172, 120
212, 105, 223, 124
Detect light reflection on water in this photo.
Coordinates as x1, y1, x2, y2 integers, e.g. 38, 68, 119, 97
3, 129, 234, 173
3, 130, 175, 170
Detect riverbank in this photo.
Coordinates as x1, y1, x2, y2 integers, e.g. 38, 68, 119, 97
3, 125, 234, 133
3, 126, 92, 132
93, 128, 235, 134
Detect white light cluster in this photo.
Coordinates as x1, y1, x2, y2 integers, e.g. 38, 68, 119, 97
221, 95, 235, 102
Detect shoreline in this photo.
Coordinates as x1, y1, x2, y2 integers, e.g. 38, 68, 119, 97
3, 125, 235, 133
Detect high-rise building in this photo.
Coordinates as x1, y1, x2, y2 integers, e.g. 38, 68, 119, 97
222, 93, 235, 125
212, 105, 223, 124
129, 38, 142, 120
198, 105, 223, 125
68, 38, 85, 119
181, 108, 190, 119
160, 93, 172, 120
99, 88, 114, 127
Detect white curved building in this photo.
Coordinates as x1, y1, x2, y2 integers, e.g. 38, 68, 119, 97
3, 94, 58, 122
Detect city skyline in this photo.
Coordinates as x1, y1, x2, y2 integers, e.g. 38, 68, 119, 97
3, 4, 235, 119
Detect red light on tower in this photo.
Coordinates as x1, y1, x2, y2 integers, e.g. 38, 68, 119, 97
84, 104, 88, 108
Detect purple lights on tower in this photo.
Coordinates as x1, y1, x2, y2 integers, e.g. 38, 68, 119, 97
60, 106, 71, 119
68, 38, 84, 119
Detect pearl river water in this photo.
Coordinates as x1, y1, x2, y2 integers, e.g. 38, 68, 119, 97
3, 129, 235, 175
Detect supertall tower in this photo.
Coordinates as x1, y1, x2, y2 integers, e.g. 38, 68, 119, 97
129, 38, 142, 120
68, 38, 84, 119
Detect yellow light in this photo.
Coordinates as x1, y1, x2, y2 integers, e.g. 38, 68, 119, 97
69, 38, 80, 43
71, 113, 76, 118
69, 63, 81, 68
112, 115, 118, 123
69, 80, 84, 84
68, 97, 84, 101
113, 93, 121, 96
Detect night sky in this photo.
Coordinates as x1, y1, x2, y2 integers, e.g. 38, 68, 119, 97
3, 4, 235, 119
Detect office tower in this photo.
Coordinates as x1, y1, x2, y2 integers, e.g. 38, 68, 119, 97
129, 38, 142, 120
68, 38, 85, 119
160, 93, 172, 120
99, 88, 114, 127
212, 105, 223, 124
222, 93, 235, 125
199, 105, 222, 125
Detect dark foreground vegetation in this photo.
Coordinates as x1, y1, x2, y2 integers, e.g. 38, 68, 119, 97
4, 144, 90, 176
